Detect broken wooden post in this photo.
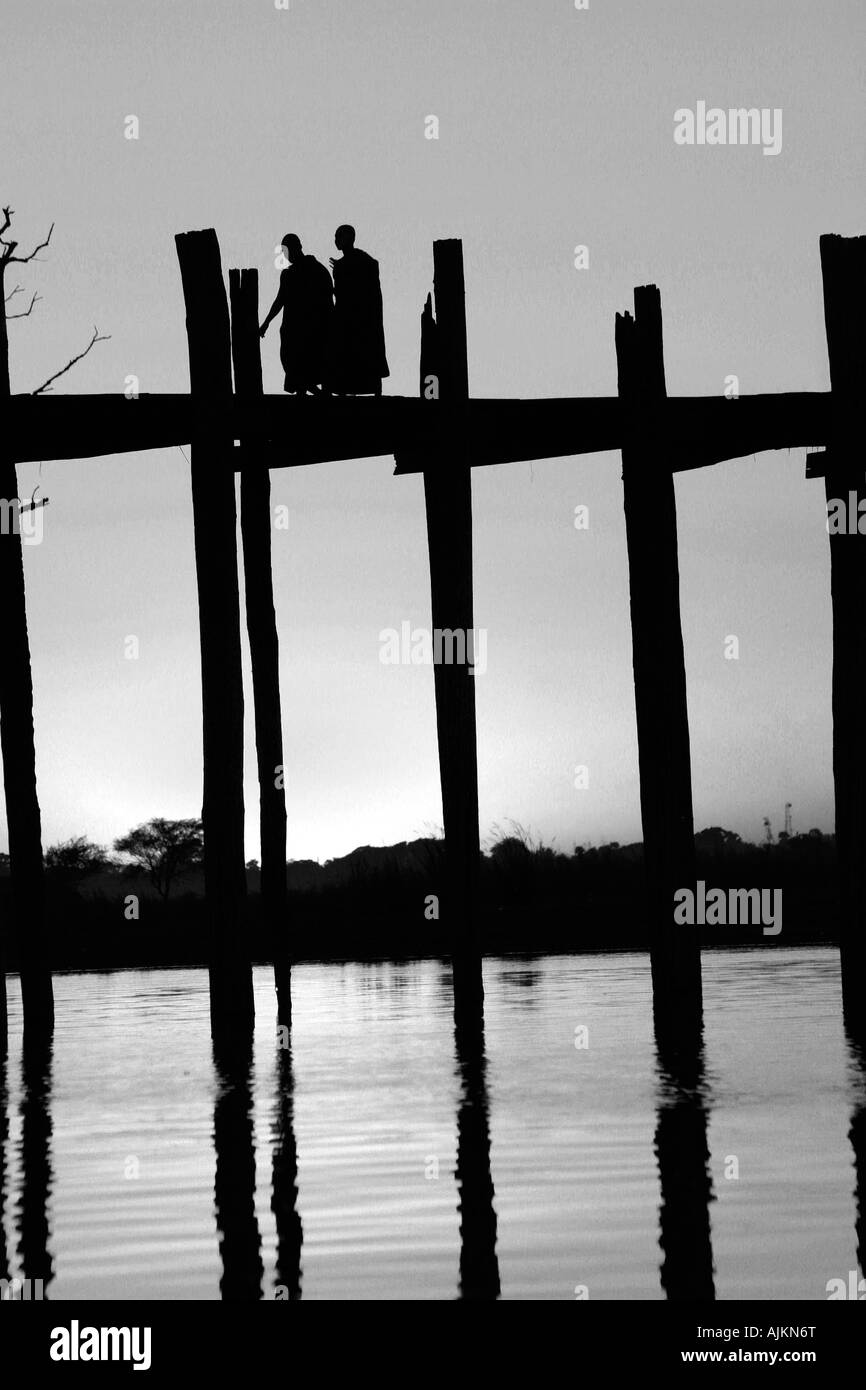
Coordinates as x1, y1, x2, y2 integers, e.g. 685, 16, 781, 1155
0, 269, 53, 1039
815, 234, 866, 1027
229, 267, 291, 1024
616, 285, 702, 1031
175, 230, 253, 1036
420, 240, 482, 1009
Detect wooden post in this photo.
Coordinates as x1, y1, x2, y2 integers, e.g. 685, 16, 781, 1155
0, 263, 53, 1039
212, 1030, 263, 1300
845, 1034, 866, 1283
0, 1051, 7, 1275
454, 993, 500, 1299
17, 1030, 55, 1292
420, 241, 482, 1008
271, 1036, 303, 1298
229, 268, 291, 1024
818, 234, 866, 1026
654, 1031, 715, 1300
616, 285, 702, 1031
175, 230, 252, 1036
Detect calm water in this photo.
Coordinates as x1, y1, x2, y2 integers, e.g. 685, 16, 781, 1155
1, 947, 863, 1300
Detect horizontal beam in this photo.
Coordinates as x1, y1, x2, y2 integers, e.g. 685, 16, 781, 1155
5, 391, 835, 472
398, 392, 837, 475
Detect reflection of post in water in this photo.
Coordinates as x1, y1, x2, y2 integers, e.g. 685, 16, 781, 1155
653, 1021, 715, 1301
844, 1024, 866, 1278
271, 1037, 303, 1299
0, 1050, 9, 1285
212, 1030, 263, 1301
453, 980, 500, 1300
17, 1032, 55, 1296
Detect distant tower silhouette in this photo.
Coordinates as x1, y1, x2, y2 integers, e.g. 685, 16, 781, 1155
763, 817, 773, 845
784, 802, 793, 838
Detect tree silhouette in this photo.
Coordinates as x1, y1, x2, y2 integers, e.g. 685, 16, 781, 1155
2, 206, 109, 394
0, 206, 112, 1034
44, 836, 109, 885
113, 818, 204, 903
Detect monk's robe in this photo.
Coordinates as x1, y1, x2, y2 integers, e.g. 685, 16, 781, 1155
278, 255, 334, 393
331, 248, 390, 394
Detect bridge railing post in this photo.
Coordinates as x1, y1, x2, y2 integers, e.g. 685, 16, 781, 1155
616, 284, 702, 1033
175, 229, 252, 1037
229, 266, 291, 1024
815, 234, 866, 1028
419, 240, 483, 1011
0, 263, 53, 1040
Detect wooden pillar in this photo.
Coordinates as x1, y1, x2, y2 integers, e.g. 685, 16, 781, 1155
229, 268, 291, 1024
271, 1036, 303, 1298
420, 240, 482, 1008
18, 1030, 55, 1292
454, 991, 500, 1299
654, 1030, 715, 1300
0, 265, 53, 1039
616, 285, 702, 1031
0, 1050, 8, 1272
211, 1030, 263, 1300
818, 234, 866, 1026
175, 230, 252, 1036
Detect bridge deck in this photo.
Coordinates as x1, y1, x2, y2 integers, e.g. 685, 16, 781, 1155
5, 390, 834, 472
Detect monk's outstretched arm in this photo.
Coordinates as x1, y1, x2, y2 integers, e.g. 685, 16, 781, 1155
260, 284, 285, 337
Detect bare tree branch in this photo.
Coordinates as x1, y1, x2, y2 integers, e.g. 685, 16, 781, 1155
31, 325, 110, 395
1, 208, 106, 390
1, 205, 18, 262
6, 291, 40, 320
8, 221, 53, 265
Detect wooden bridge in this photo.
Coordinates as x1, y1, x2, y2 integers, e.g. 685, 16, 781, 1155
4, 388, 834, 472
1, 228, 863, 1041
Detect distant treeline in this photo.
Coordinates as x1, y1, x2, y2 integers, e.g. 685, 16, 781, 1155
0, 822, 838, 972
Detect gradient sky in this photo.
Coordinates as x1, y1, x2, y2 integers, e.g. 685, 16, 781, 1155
2, 0, 865, 863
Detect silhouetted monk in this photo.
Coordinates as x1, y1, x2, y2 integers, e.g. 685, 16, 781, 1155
260, 234, 334, 395
329, 225, 389, 396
